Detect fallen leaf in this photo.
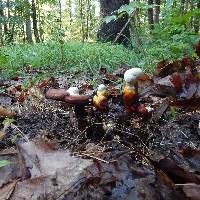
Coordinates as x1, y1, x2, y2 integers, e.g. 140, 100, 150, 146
170, 72, 183, 93
152, 98, 170, 122
150, 157, 200, 184
18, 141, 92, 177
178, 148, 200, 173
0, 155, 20, 187
195, 40, 200, 57
0, 180, 18, 200
170, 98, 200, 110
154, 76, 177, 96
0, 106, 16, 118
177, 183, 200, 200
156, 60, 180, 78
10, 141, 93, 199
0, 131, 6, 140
0, 93, 13, 107
10, 76, 20, 81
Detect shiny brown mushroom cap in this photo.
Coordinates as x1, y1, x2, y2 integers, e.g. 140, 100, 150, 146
63, 95, 90, 104
45, 88, 69, 101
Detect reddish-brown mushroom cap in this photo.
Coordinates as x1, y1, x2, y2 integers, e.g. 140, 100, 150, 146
45, 88, 69, 100
63, 95, 90, 104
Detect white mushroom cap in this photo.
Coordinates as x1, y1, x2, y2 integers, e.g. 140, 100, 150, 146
146, 106, 154, 112
67, 87, 79, 96
124, 73, 136, 83
124, 68, 143, 83
126, 68, 143, 77
97, 84, 107, 96
97, 84, 107, 92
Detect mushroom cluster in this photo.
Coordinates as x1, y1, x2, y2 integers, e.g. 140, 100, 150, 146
46, 87, 90, 130
65, 87, 89, 118
45, 68, 152, 122
124, 68, 154, 118
123, 68, 144, 113
46, 87, 89, 117
93, 84, 109, 112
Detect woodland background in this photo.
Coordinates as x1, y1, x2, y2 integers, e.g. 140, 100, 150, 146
0, 0, 199, 79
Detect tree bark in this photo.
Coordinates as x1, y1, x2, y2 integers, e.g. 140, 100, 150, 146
97, 0, 130, 45
7, 0, 10, 30
131, 15, 142, 49
180, 0, 185, 15
68, 0, 72, 24
25, 0, 33, 43
85, 0, 91, 39
0, 0, 3, 45
154, 0, 160, 24
31, 0, 40, 42
58, 0, 62, 29
194, 1, 200, 33
147, 0, 154, 30
79, 0, 85, 42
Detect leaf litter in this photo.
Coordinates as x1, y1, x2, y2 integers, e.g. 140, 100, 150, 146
0, 53, 200, 199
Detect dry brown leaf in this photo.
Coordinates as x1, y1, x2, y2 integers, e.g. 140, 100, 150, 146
0, 180, 18, 200
0, 106, 16, 118
0, 131, 6, 141
177, 183, 200, 200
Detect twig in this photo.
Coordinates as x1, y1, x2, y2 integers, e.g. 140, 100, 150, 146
12, 124, 29, 142
66, 123, 103, 148
0, 149, 18, 156
179, 130, 196, 148
114, 11, 136, 44
74, 152, 110, 164
116, 128, 150, 151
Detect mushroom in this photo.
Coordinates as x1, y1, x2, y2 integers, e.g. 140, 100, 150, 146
93, 84, 109, 112
63, 87, 90, 129
123, 68, 144, 113
45, 87, 89, 130
124, 68, 143, 93
45, 88, 69, 100
66, 87, 79, 96
136, 104, 153, 120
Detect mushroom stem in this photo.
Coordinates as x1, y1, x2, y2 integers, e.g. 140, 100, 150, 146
123, 68, 144, 113
74, 103, 85, 118
64, 88, 90, 131
93, 84, 109, 112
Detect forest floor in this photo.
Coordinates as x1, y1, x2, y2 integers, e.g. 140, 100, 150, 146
0, 56, 200, 199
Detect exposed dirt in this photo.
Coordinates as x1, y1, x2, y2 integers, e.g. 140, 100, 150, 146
0, 58, 200, 199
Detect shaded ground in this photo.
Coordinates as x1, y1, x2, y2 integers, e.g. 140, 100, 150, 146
0, 58, 200, 199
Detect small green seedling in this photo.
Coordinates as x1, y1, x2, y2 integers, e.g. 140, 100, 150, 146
170, 107, 177, 119
0, 160, 11, 168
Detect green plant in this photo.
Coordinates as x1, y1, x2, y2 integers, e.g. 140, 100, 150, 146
170, 107, 177, 119
0, 41, 141, 79
0, 160, 11, 168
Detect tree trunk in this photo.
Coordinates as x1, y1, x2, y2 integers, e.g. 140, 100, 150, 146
85, 0, 91, 40
194, 1, 200, 33
0, 0, 3, 45
79, 0, 85, 42
25, 0, 33, 43
58, 0, 62, 29
68, 0, 72, 24
131, 15, 142, 49
7, 0, 10, 30
180, 0, 185, 15
147, 0, 154, 30
5, 0, 15, 44
154, 0, 160, 24
31, 0, 40, 42
97, 0, 130, 45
